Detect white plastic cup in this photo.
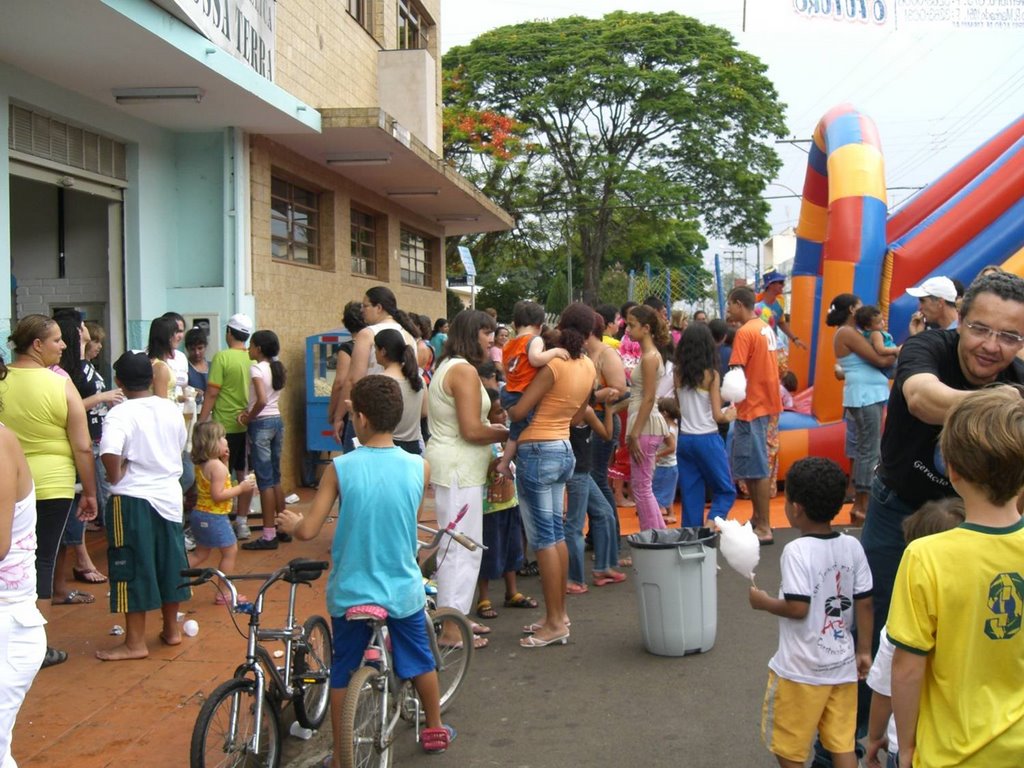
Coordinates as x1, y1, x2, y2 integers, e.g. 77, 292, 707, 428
183, 619, 200, 637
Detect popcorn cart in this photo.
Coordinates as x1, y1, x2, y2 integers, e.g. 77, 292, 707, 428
305, 327, 352, 458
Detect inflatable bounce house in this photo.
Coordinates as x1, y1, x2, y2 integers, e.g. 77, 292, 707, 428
777, 104, 1024, 476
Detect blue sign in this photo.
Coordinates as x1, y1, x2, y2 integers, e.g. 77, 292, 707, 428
457, 246, 477, 278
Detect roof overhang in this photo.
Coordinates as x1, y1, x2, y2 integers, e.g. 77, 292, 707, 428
270, 108, 514, 237
0, 0, 319, 135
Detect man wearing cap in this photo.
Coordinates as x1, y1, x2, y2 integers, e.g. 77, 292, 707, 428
862, 272, 1024, 648
906, 275, 959, 335
198, 314, 255, 539
755, 271, 807, 352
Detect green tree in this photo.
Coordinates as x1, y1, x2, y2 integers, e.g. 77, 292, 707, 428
444, 12, 786, 303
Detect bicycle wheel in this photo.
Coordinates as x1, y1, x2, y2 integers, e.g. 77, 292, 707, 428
339, 666, 391, 768
191, 677, 281, 768
429, 607, 473, 713
293, 615, 331, 729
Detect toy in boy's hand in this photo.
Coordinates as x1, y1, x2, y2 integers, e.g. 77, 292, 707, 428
712, 517, 760, 581
721, 368, 747, 403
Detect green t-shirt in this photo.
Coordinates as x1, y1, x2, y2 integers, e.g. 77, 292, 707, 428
208, 348, 251, 434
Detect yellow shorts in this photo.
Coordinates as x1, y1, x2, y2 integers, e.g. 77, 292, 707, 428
761, 670, 857, 763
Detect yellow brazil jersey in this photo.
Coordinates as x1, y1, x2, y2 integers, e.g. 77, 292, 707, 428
887, 519, 1024, 767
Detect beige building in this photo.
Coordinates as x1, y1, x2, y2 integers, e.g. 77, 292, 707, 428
1, 0, 511, 489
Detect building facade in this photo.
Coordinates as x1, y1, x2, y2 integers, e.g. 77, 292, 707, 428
1, 0, 511, 485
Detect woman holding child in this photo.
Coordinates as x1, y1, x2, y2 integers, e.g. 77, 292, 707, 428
827, 293, 893, 525
424, 311, 509, 646
507, 303, 597, 648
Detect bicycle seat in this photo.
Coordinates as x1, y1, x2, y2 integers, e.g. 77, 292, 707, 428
284, 558, 329, 583
346, 605, 388, 622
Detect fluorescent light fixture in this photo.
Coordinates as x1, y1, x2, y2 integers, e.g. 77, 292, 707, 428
436, 215, 479, 223
112, 87, 204, 104
387, 188, 440, 198
326, 153, 392, 166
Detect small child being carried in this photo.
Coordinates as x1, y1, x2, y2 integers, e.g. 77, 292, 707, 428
855, 305, 900, 377
496, 300, 569, 476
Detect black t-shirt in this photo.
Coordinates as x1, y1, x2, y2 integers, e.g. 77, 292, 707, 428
879, 329, 1024, 507
78, 361, 107, 442
569, 423, 592, 475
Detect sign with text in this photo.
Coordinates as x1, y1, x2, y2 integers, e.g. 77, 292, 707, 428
457, 246, 477, 278
154, 0, 276, 80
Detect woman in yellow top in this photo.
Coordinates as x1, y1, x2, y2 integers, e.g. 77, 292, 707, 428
0, 315, 97, 667
507, 303, 598, 649
147, 316, 180, 401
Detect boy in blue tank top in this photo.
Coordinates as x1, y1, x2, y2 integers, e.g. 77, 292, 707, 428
277, 375, 455, 759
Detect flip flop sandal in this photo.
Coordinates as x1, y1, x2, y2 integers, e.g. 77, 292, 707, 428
41, 646, 69, 668
593, 571, 627, 587
504, 592, 538, 609
438, 635, 488, 650
421, 724, 457, 754
469, 622, 491, 635
522, 621, 570, 634
72, 567, 108, 584
55, 589, 95, 605
519, 632, 569, 648
475, 599, 498, 619
565, 582, 589, 595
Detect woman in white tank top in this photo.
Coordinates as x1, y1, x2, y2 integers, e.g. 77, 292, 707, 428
673, 323, 738, 527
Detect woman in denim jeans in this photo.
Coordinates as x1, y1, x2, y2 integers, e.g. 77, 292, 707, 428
507, 303, 597, 648
826, 294, 891, 526
239, 330, 288, 551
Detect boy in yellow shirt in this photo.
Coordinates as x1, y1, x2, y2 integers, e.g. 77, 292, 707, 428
888, 387, 1024, 767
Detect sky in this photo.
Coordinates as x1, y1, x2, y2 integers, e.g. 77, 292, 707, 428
439, 0, 1024, 278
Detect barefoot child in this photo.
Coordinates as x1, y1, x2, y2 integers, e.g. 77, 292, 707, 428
749, 456, 873, 768
277, 375, 455, 760
97, 352, 191, 659
188, 421, 257, 603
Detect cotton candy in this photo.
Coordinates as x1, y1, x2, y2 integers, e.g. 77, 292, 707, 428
712, 517, 760, 580
721, 367, 747, 403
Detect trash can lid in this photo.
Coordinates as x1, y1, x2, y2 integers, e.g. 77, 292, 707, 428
626, 527, 718, 549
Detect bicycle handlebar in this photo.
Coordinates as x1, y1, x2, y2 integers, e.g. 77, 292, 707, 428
179, 558, 330, 609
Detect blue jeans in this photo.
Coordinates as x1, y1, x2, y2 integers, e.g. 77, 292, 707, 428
677, 431, 736, 528
861, 474, 917, 651
565, 472, 617, 583
248, 416, 284, 489
516, 440, 575, 550
846, 402, 883, 492
590, 411, 620, 543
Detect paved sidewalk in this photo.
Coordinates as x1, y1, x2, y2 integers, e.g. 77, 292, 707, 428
13, 490, 864, 767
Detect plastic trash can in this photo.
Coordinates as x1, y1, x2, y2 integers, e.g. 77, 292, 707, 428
626, 527, 718, 656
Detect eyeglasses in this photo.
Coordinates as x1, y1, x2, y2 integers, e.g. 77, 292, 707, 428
963, 322, 1024, 347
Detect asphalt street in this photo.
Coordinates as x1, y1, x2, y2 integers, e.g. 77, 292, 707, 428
282, 525, 847, 768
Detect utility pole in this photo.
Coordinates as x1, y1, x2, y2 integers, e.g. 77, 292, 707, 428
722, 249, 745, 287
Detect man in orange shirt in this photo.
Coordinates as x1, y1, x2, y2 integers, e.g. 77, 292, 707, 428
726, 286, 782, 545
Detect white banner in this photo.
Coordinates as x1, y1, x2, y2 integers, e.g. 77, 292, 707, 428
153, 0, 276, 80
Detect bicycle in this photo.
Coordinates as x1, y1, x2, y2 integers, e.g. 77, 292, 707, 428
337, 518, 482, 768
182, 557, 332, 768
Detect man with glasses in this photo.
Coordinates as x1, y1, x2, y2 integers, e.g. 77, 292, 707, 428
862, 272, 1024, 642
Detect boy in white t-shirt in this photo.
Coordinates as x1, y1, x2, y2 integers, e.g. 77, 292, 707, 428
96, 352, 190, 661
749, 457, 873, 768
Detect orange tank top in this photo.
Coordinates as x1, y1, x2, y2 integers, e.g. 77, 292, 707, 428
520, 356, 596, 442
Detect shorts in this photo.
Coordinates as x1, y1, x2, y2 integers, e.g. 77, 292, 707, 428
731, 416, 770, 480
248, 416, 283, 489
652, 465, 678, 508
330, 609, 434, 688
105, 495, 191, 613
479, 505, 525, 580
761, 671, 857, 762
189, 509, 237, 549
500, 388, 531, 442
225, 431, 248, 474
516, 440, 575, 550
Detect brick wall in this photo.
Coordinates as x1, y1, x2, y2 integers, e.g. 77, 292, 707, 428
250, 135, 446, 489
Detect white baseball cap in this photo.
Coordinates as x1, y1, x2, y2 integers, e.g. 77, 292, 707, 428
906, 276, 957, 303
226, 313, 254, 335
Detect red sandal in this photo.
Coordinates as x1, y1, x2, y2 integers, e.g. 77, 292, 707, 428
421, 724, 457, 754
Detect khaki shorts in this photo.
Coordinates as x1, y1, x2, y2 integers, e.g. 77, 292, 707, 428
761, 670, 857, 763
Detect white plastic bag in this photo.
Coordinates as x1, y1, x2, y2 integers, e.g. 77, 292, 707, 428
721, 367, 747, 403
712, 517, 760, 580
